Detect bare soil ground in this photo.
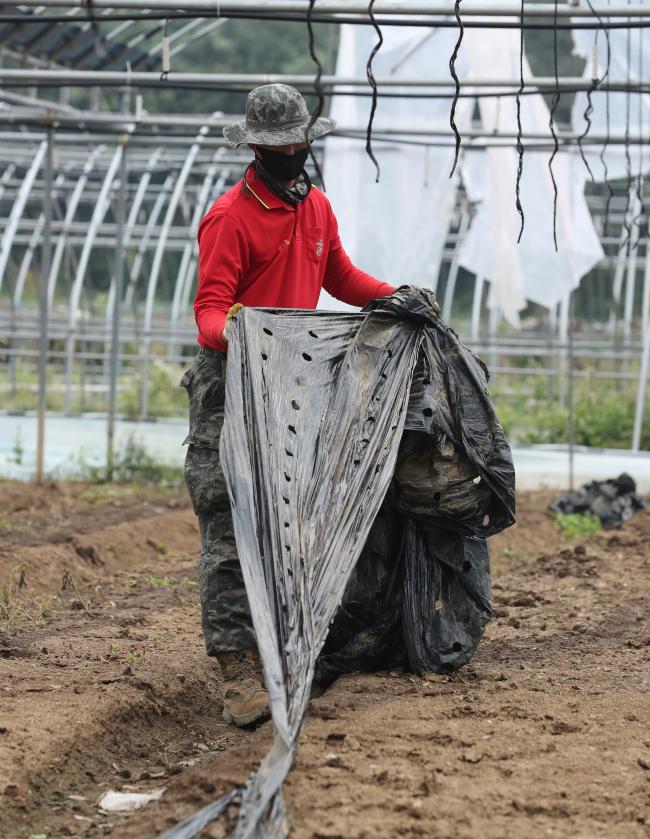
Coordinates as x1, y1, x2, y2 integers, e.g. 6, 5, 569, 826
0, 481, 648, 839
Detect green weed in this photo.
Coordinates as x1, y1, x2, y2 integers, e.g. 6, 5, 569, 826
554, 512, 602, 540
147, 539, 168, 556
119, 360, 187, 419
124, 648, 146, 664
0, 564, 57, 634
0, 359, 187, 418
10, 429, 24, 465
144, 574, 173, 588
0, 563, 27, 632
51, 434, 183, 485
492, 375, 650, 450
61, 568, 92, 614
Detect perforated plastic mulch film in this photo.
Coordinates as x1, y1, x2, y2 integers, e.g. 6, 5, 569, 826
159, 287, 515, 839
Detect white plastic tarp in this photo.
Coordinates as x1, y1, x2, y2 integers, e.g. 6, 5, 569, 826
320, 23, 472, 311
458, 22, 604, 325
572, 17, 650, 182
322, 8, 604, 326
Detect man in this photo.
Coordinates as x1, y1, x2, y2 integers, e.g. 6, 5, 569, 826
182, 83, 395, 727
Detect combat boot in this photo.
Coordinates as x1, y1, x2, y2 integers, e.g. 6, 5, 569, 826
218, 649, 270, 727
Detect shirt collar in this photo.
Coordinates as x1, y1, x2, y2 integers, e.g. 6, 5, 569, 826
244, 164, 295, 211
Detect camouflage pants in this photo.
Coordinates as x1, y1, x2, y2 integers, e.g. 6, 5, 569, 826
181, 346, 256, 655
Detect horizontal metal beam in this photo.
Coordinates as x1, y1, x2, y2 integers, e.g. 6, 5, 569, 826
1, 69, 648, 91
11, 1, 650, 19
4, 233, 210, 249
0, 129, 235, 147
4, 106, 650, 145
0, 89, 83, 114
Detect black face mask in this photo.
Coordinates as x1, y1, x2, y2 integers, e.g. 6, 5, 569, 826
256, 146, 309, 182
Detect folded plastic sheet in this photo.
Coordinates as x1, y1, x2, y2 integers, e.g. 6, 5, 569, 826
159, 287, 515, 839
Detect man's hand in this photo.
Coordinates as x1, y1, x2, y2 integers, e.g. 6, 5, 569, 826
221, 303, 244, 344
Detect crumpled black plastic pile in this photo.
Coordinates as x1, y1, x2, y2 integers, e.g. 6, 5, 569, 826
160, 287, 515, 839
550, 473, 645, 529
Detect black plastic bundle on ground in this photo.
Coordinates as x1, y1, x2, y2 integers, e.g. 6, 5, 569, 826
550, 473, 645, 530
159, 286, 515, 839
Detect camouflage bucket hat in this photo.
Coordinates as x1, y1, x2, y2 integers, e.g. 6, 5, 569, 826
223, 83, 336, 147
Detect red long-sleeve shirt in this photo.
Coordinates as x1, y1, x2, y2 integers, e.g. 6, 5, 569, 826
194, 166, 395, 351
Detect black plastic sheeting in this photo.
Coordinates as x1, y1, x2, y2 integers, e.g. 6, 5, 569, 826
159, 287, 515, 839
550, 473, 645, 529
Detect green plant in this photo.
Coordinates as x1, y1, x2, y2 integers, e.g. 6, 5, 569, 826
10, 429, 24, 465
491, 372, 650, 450
57, 434, 184, 485
0, 566, 56, 634
119, 360, 187, 419
61, 568, 92, 614
124, 648, 146, 664
554, 512, 602, 540
144, 574, 173, 588
0, 563, 27, 631
147, 539, 168, 556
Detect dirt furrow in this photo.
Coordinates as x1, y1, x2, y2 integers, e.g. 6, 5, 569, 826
0, 485, 648, 839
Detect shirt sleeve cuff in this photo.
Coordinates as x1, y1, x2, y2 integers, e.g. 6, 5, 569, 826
196, 309, 228, 351
375, 282, 396, 298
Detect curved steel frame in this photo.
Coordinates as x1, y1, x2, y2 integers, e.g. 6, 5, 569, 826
64, 144, 124, 414
169, 148, 228, 340
47, 146, 104, 308
2, 131, 646, 453
123, 171, 177, 313
140, 124, 210, 417
104, 145, 164, 322
2, 0, 650, 507
0, 141, 46, 293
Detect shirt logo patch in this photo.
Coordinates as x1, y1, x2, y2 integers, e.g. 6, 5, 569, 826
315, 239, 323, 257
